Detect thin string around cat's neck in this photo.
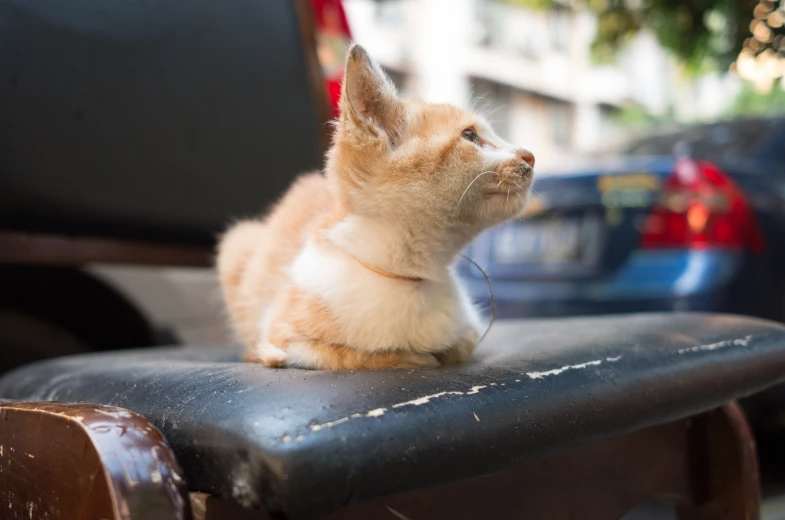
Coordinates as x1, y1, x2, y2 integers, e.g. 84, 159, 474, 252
460, 255, 496, 344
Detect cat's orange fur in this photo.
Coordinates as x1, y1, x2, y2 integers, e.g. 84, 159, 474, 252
217, 44, 534, 370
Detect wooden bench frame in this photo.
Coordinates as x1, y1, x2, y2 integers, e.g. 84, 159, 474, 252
0, 400, 759, 519
0, 401, 191, 520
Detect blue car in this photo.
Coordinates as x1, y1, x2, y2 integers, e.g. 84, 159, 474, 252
459, 116, 785, 322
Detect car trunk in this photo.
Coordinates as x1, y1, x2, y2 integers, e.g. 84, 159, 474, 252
461, 157, 677, 281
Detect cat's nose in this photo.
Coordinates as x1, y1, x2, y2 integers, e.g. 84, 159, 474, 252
516, 149, 535, 167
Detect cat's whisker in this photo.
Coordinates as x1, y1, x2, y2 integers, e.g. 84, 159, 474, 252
475, 103, 509, 126
468, 94, 491, 113
481, 103, 509, 119
457, 171, 495, 208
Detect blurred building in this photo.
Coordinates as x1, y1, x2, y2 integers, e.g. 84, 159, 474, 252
344, 0, 740, 168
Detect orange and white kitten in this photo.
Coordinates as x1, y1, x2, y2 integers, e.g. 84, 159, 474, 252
217, 44, 535, 370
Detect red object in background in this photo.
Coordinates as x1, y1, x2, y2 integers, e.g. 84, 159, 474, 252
310, 0, 352, 118
311, 0, 351, 35
325, 79, 343, 116
641, 158, 764, 253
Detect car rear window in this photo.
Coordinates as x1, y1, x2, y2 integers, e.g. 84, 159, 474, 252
621, 119, 783, 162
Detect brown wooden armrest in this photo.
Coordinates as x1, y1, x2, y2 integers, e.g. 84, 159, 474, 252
0, 400, 192, 520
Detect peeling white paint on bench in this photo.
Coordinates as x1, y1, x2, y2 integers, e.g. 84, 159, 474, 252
677, 335, 752, 355
391, 385, 488, 409
526, 355, 623, 380
307, 385, 492, 433
309, 416, 352, 432
309, 407, 392, 432
526, 360, 603, 380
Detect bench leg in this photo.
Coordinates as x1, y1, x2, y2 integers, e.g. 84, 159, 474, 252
678, 402, 760, 519
0, 400, 192, 520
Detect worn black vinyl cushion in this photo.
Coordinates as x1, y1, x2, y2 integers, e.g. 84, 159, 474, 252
2, 313, 785, 518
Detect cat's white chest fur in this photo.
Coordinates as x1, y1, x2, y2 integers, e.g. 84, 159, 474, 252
286, 240, 480, 353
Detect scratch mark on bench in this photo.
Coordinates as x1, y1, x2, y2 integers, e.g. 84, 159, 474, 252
309, 406, 394, 432
307, 385, 490, 433
677, 335, 752, 355
526, 360, 602, 379
526, 355, 624, 380
309, 416, 351, 432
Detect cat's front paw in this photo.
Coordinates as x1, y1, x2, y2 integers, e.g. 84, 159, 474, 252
245, 342, 288, 368
392, 352, 440, 369
434, 328, 480, 365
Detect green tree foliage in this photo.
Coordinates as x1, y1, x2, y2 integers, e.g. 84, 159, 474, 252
506, 0, 784, 74
727, 80, 785, 114
611, 103, 676, 127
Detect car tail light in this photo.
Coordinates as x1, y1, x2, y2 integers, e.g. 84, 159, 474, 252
640, 158, 764, 252
311, 0, 352, 118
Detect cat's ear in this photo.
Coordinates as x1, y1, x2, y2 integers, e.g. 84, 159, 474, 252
340, 44, 405, 141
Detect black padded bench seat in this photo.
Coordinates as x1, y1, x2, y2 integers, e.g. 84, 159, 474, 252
2, 312, 785, 518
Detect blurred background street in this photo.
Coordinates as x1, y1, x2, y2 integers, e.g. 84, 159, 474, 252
343, 0, 784, 169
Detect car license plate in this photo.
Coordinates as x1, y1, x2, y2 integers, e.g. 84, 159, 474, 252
491, 216, 600, 265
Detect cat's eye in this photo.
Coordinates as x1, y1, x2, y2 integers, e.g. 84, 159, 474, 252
462, 128, 480, 144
